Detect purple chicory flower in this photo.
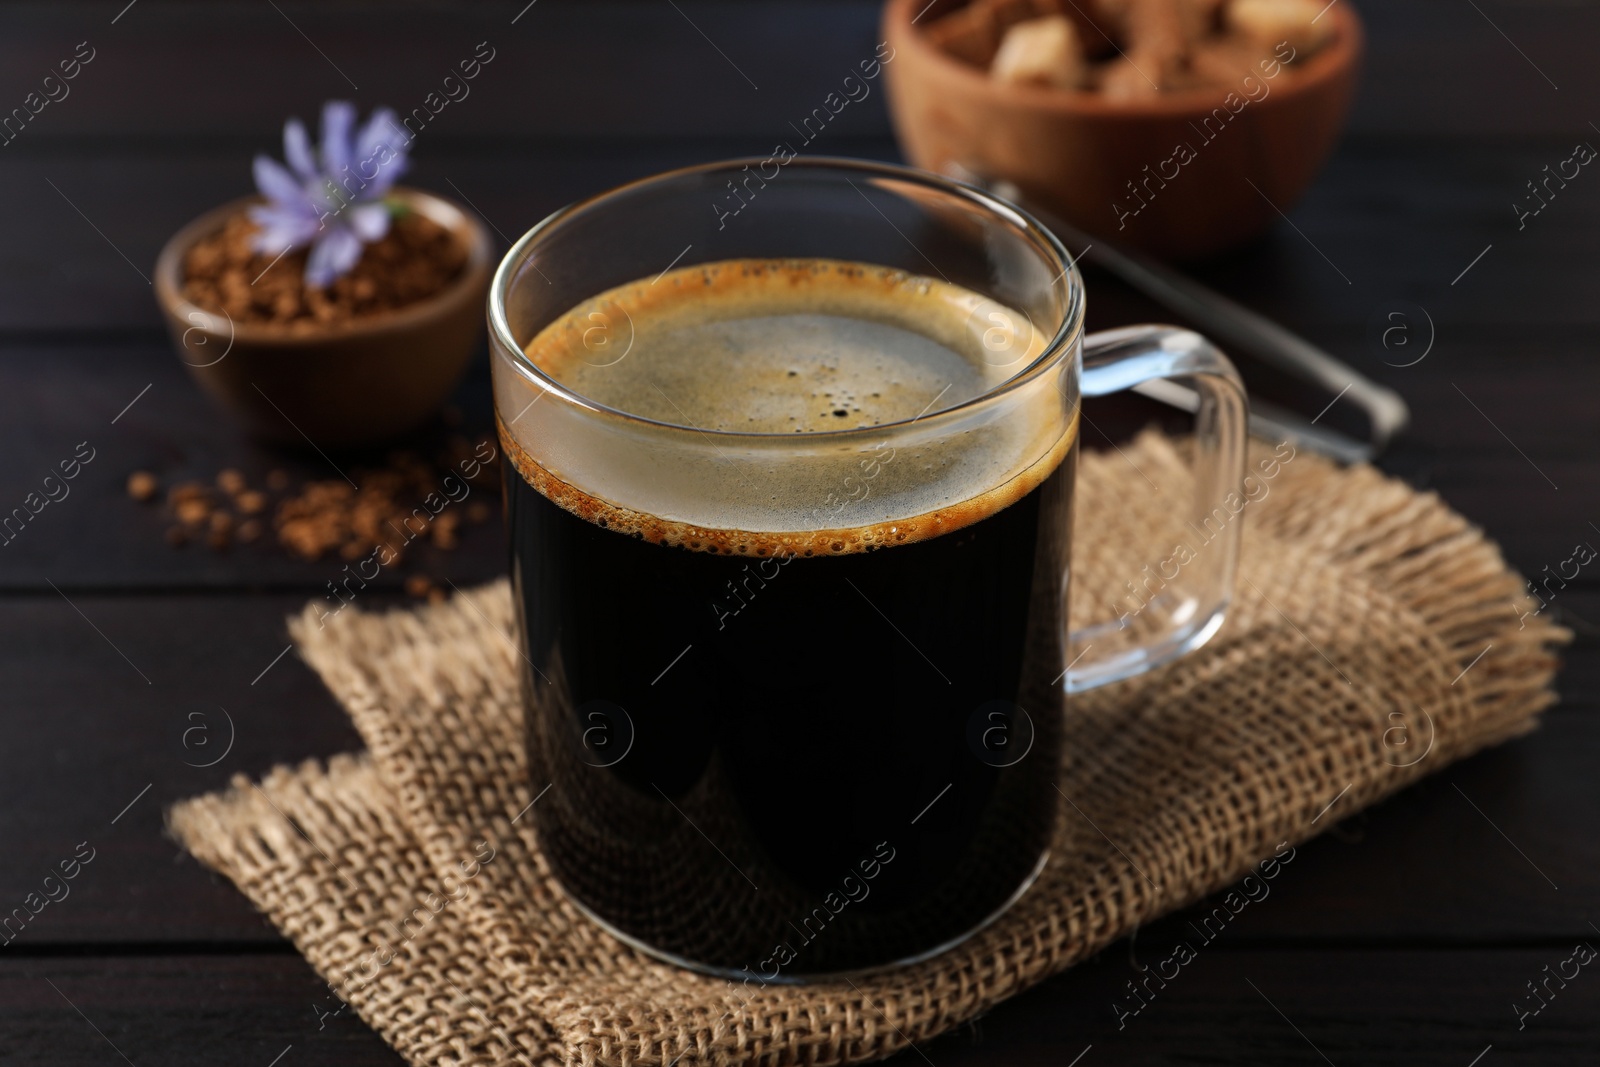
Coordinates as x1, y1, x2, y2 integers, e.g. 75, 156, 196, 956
249, 101, 411, 288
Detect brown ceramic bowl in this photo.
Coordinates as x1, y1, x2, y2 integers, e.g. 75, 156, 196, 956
883, 0, 1363, 260
154, 186, 493, 448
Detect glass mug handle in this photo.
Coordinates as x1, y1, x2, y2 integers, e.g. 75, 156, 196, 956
1065, 325, 1250, 693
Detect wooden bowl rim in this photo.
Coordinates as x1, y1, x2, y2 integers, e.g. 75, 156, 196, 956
883, 0, 1364, 118
154, 185, 493, 349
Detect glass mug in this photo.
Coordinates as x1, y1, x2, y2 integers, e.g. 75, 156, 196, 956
488, 159, 1246, 980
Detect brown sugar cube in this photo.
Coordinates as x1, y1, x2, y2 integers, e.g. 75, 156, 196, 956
1124, 0, 1188, 76
1226, 0, 1332, 58
217, 470, 248, 499
989, 0, 1063, 30
1054, 0, 1119, 57
127, 471, 159, 503
404, 575, 432, 599
1091, 0, 1189, 98
174, 498, 211, 527
1087, 0, 1131, 32
1174, 0, 1225, 40
237, 518, 263, 544
1097, 54, 1165, 99
1189, 33, 1276, 84
209, 511, 233, 535
235, 490, 267, 515
991, 16, 1085, 89
925, 1, 1003, 68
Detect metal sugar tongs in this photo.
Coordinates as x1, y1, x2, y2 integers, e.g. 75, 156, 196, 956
949, 166, 1410, 463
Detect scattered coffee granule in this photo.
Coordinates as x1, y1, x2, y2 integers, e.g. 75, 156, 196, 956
127, 471, 159, 502
208, 510, 234, 551
173, 495, 212, 528
133, 437, 501, 588
181, 209, 468, 330
169, 482, 209, 505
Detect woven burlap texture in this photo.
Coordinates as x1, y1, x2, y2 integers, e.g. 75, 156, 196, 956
170, 432, 1566, 1067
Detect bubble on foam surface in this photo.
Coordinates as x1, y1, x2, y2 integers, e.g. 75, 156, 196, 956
561, 312, 995, 434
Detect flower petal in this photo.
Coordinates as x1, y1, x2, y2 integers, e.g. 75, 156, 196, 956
309, 178, 351, 221
253, 154, 310, 210
283, 118, 317, 182
354, 108, 406, 164
320, 100, 357, 180
247, 204, 321, 255
352, 108, 410, 197
304, 227, 363, 287
347, 202, 391, 242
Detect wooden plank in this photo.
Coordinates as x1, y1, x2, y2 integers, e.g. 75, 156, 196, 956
5, 947, 1598, 1066
0, 1, 886, 142
901, 945, 1600, 1067
1143, 711, 1600, 946
1352, 0, 1596, 137
0, 336, 509, 592
0, 145, 782, 335
1548, 591, 1600, 702
1417, 460, 1600, 598
1166, 138, 1600, 332
2, 135, 1597, 333
1, 595, 1595, 947
0, 4, 1591, 1062
0, 955, 403, 1065
1, 1, 1596, 141
0, 594, 379, 947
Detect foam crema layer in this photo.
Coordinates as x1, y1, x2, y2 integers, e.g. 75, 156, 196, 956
493, 258, 1078, 556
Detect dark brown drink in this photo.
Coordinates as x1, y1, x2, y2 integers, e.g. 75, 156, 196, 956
501, 259, 1075, 977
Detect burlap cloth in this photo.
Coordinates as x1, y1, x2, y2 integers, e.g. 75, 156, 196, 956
170, 432, 1566, 1067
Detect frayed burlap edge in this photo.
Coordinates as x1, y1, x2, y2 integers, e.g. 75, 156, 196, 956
171, 432, 1568, 1067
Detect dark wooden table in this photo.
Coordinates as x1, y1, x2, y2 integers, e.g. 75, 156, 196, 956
3, 1, 1597, 1063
